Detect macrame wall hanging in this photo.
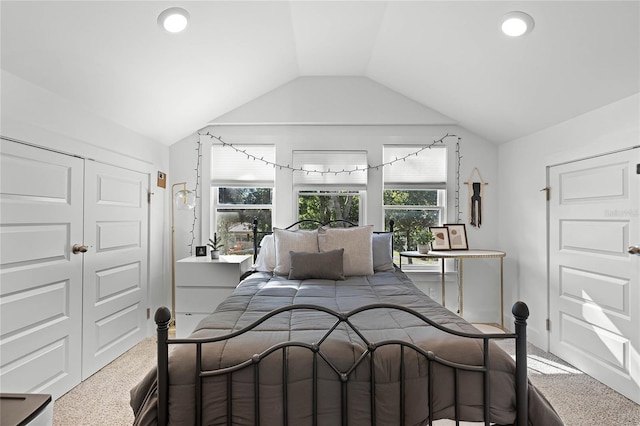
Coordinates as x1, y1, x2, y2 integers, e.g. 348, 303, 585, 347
464, 167, 488, 228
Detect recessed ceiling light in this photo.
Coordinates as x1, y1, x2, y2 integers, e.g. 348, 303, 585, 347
501, 11, 535, 37
158, 7, 190, 33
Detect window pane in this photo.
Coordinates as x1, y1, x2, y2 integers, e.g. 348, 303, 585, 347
383, 189, 438, 206
385, 208, 440, 267
215, 208, 272, 256
218, 187, 272, 205
298, 191, 359, 226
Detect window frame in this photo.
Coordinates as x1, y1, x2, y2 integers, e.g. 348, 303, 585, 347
383, 144, 448, 271
383, 188, 446, 271
210, 185, 274, 256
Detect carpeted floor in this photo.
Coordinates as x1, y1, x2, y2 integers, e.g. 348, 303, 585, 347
53, 335, 640, 425
53, 338, 157, 426
499, 342, 640, 426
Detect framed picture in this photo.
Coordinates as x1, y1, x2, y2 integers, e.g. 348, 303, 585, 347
195, 246, 207, 257
445, 224, 468, 250
429, 226, 451, 250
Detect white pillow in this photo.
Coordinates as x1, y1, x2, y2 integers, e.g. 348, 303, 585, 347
253, 234, 276, 272
317, 225, 374, 276
273, 228, 319, 275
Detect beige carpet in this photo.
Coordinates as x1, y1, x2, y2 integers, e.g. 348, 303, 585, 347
53, 338, 157, 426
54, 336, 640, 425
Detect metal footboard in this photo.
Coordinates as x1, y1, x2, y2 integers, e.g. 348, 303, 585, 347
155, 302, 529, 426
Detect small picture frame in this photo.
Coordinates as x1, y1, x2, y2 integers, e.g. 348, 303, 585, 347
195, 246, 207, 257
445, 224, 468, 250
429, 226, 451, 250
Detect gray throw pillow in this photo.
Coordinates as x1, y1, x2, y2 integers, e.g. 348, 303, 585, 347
288, 249, 345, 280
372, 232, 395, 272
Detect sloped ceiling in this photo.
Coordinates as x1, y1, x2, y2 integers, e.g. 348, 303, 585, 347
1, 1, 638, 146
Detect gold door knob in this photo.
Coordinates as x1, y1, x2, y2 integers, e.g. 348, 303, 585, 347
629, 245, 640, 255
72, 244, 88, 254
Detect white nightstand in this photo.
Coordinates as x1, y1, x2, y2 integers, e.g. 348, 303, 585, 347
175, 255, 252, 338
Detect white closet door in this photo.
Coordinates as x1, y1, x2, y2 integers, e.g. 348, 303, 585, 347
0, 139, 84, 399
81, 160, 148, 379
549, 147, 640, 404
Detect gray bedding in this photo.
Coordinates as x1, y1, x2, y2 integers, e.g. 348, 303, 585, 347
131, 270, 563, 425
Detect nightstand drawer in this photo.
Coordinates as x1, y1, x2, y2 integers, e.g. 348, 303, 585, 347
175, 287, 234, 313
174, 255, 252, 338
175, 313, 208, 338
175, 255, 251, 287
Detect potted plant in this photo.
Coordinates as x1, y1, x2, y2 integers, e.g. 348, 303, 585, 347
207, 233, 224, 259
414, 229, 434, 254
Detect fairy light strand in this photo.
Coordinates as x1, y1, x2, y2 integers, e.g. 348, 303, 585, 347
187, 137, 203, 255
455, 137, 463, 223
198, 131, 464, 227
200, 132, 458, 175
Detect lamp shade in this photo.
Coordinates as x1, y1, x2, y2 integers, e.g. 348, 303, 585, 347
174, 189, 196, 210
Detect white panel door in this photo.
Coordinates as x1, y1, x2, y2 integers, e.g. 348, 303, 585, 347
81, 160, 148, 379
549, 147, 639, 404
0, 139, 84, 399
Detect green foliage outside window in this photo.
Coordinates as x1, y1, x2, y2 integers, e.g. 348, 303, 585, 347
298, 191, 359, 228
219, 187, 272, 205
384, 189, 442, 267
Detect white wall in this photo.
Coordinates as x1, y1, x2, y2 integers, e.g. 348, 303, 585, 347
498, 93, 640, 347
1, 70, 171, 334
171, 121, 500, 322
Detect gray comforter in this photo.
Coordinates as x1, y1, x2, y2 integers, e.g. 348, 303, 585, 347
131, 270, 563, 425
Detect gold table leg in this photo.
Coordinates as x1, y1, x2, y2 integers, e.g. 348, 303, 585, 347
500, 257, 504, 329
458, 258, 463, 317
441, 259, 446, 307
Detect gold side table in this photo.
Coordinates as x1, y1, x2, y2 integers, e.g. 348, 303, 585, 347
399, 249, 506, 327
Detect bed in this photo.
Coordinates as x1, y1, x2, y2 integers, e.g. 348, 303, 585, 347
130, 220, 563, 426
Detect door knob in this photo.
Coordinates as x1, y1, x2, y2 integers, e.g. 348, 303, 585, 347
629, 245, 640, 255
72, 244, 88, 254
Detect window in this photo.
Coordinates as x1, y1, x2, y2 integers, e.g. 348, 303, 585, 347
211, 144, 275, 256
383, 145, 447, 268
293, 150, 367, 226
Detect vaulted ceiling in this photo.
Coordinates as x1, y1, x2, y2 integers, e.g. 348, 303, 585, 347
1, 1, 638, 146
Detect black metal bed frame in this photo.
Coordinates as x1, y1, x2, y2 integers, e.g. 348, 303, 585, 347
154, 302, 529, 426
154, 219, 529, 425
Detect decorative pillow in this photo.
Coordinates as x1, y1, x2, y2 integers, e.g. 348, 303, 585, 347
273, 228, 319, 275
252, 234, 276, 272
317, 225, 374, 276
372, 232, 395, 272
288, 249, 345, 280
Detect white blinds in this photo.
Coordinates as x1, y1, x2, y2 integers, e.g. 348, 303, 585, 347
211, 144, 275, 187
292, 150, 368, 190
383, 145, 447, 189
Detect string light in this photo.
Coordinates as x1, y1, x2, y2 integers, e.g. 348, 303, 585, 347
197, 131, 464, 227
200, 132, 459, 175
455, 138, 463, 224
187, 138, 202, 255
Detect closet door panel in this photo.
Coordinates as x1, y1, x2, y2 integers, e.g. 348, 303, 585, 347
0, 139, 84, 399
81, 160, 148, 379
